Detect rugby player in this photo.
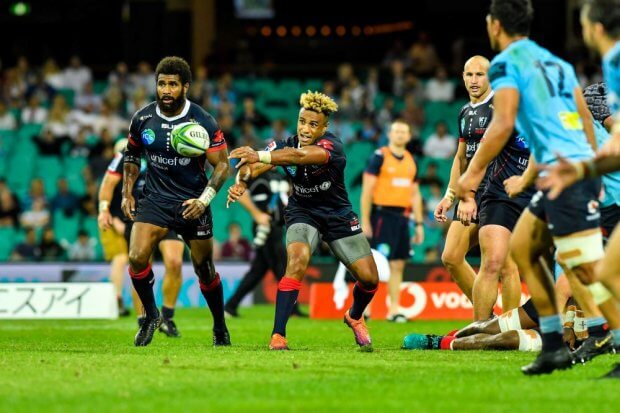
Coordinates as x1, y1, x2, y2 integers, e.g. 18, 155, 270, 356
228, 91, 379, 351
121, 56, 231, 347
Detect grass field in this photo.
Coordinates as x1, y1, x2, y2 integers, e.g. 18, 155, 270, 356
0, 305, 618, 413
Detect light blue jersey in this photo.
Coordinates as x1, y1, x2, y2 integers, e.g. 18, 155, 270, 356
594, 120, 620, 207
602, 41, 620, 119
489, 39, 594, 165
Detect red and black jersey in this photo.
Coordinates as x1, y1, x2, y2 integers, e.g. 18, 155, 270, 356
124, 99, 226, 202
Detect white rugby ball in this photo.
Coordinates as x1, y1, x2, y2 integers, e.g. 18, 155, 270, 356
171, 122, 210, 157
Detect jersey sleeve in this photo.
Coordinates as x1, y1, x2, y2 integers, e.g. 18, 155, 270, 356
125, 113, 143, 165
489, 55, 520, 91
107, 153, 124, 176
364, 150, 384, 175
200, 112, 227, 153
457, 107, 465, 142
315, 136, 342, 164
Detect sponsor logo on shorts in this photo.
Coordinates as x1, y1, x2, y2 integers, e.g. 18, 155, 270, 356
350, 217, 360, 231
141, 129, 155, 145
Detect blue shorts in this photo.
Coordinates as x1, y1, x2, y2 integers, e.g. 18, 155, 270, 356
284, 205, 362, 243
527, 179, 601, 237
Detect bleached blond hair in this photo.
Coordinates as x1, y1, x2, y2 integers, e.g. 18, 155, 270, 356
299, 90, 338, 116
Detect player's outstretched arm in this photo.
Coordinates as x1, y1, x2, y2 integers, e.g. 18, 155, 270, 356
456, 88, 520, 199
229, 145, 328, 168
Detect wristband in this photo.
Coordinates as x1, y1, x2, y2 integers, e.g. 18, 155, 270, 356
99, 200, 110, 212
444, 188, 456, 202
198, 187, 217, 207
257, 150, 272, 164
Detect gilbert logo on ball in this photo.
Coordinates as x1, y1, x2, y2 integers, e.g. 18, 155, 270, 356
171, 122, 210, 157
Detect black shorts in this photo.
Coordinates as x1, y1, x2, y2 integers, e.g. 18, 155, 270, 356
600, 204, 620, 240
134, 195, 213, 240
453, 189, 484, 224
528, 179, 601, 237
284, 205, 362, 243
370, 207, 411, 260
478, 195, 528, 231
123, 219, 183, 245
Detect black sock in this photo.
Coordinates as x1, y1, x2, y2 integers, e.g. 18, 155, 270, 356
541, 332, 564, 352
129, 265, 159, 319
272, 277, 301, 336
349, 282, 377, 320
162, 306, 175, 320
199, 274, 226, 331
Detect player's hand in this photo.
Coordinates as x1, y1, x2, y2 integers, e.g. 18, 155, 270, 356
111, 217, 126, 234
412, 224, 424, 245
228, 146, 259, 168
121, 195, 136, 221
182, 199, 206, 220
599, 134, 620, 157
253, 211, 272, 226
503, 175, 526, 198
434, 197, 453, 223
535, 155, 578, 200
227, 182, 247, 207
362, 220, 372, 239
98, 209, 113, 230
563, 327, 577, 351
457, 197, 477, 226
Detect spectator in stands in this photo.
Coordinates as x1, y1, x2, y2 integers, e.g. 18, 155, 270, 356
348, 77, 366, 113
403, 70, 425, 102
337, 88, 358, 120
267, 119, 291, 142
190, 65, 214, 105
418, 162, 445, 191
50, 178, 80, 217
44, 95, 73, 139
221, 222, 252, 261
238, 121, 260, 148
0, 100, 17, 130
67, 127, 92, 158
424, 182, 444, 221
236, 96, 269, 129
75, 81, 103, 112
63, 55, 92, 94
33, 127, 68, 156
25, 72, 56, 104
365, 67, 379, 104
425, 66, 455, 103
0, 178, 20, 228
20, 198, 50, 230
389, 60, 406, 97
79, 181, 98, 218
335, 63, 355, 94
126, 86, 149, 116
108, 61, 132, 96
405, 130, 424, 159
23, 178, 47, 211
21, 95, 48, 124
41, 58, 64, 90
2, 68, 27, 106
14, 56, 36, 87
66, 230, 96, 261
131, 61, 156, 97
329, 116, 356, 146
400, 94, 425, 131
423, 121, 456, 159
219, 114, 237, 149
375, 96, 398, 126
409, 32, 440, 76
69, 101, 98, 132
358, 116, 380, 142
93, 100, 126, 137
11, 228, 40, 261
39, 226, 65, 261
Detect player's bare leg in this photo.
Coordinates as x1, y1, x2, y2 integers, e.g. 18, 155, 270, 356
441, 221, 478, 301
187, 237, 230, 346
109, 252, 129, 316
473, 224, 519, 320
510, 210, 573, 375
270, 241, 312, 350
387, 259, 406, 321
158, 239, 184, 337
500, 255, 522, 313
127, 222, 168, 346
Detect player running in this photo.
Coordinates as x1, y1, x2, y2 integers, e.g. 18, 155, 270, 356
121, 56, 231, 347
434, 55, 523, 320
227, 91, 379, 351
456, 0, 603, 375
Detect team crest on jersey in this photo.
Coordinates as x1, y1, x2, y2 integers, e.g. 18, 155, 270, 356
179, 158, 191, 166
286, 166, 297, 176
141, 129, 155, 145
478, 117, 487, 127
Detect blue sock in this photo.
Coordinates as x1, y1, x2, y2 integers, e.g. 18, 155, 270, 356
540, 315, 563, 351
586, 317, 606, 328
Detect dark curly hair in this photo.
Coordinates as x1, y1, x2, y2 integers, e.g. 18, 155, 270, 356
585, 0, 620, 39
489, 0, 534, 36
155, 56, 192, 85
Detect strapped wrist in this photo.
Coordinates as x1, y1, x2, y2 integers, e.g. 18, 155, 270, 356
257, 150, 272, 164
198, 187, 217, 207
99, 200, 110, 212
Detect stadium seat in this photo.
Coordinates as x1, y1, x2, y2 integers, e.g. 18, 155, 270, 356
52, 209, 81, 243
38, 157, 64, 197
82, 216, 104, 261
0, 227, 16, 261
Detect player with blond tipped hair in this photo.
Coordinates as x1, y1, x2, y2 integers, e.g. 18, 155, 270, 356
228, 91, 379, 351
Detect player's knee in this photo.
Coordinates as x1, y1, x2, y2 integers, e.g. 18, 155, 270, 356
481, 254, 504, 278
128, 248, 150, 271
287, 252, 310, 276
441, 250, 462, 270
164, 256, 183, 277
355, 264, 379, 289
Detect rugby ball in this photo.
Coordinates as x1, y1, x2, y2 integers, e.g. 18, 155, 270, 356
171, 122, 210, 157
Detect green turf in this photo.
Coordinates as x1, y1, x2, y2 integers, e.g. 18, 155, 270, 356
0, 306, 618, 413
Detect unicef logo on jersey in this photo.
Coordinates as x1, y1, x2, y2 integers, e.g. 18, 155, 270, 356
179, 158, 191, 166
141, 129, 155, 145
320, 181, 331, 191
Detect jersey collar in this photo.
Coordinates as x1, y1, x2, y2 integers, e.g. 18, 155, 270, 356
156, 99, 190, 122
469, 90, 494, 108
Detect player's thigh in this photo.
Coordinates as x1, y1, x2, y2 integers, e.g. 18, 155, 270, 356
129, 222, 168, 262
479, 224, 512, 272
509, 209, 552, 265
186, 237, 215, 264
